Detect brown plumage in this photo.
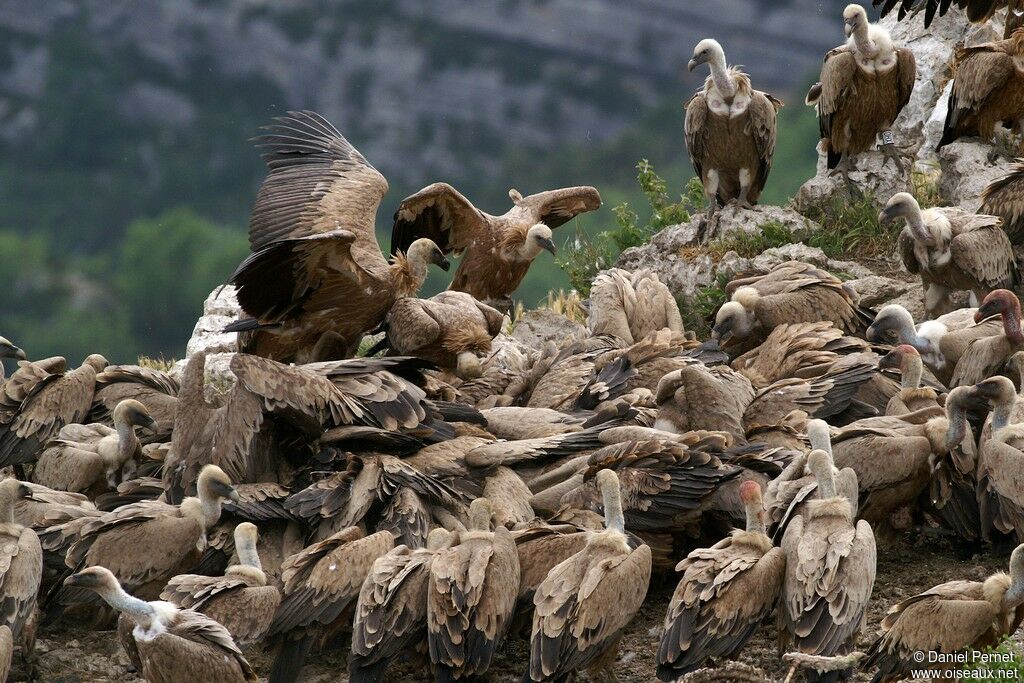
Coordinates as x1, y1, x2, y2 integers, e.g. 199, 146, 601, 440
51, 465, 239, 607
64, 566, 255, 683
0, 337, 25, 386
982, 161, 1024, 244
712, 262, 874, 349
33, 399, 157, 497
878, 345, 941, 415
0, 356, 66, 426
526, 470, 652, 682
390, 182, 600, 305
808, 4, 915, 173
939, 29, 1024, 147
587, 268, 684, 344
950, 290, 1024, 388
875, 0, 1024, 36
159, 523, 280, 645
482, 467, 535, 529
657, 481, 785, 680
685, 39, 782, 217
0, 480, 42, 653
970, 376, 1024, 541
349, 528, 454, 682
884, 193, 1018, 320
863, 544, 1024, 682
267, 526, 393, 683
780, 450, 876, 676
654, 363, 754, 441
90, 365, 178, 444
427, 498, 520, 681
227, 111, 449, 363
376, 291, 504, 378
0, 354, 108, 468
731, 322, 867, 388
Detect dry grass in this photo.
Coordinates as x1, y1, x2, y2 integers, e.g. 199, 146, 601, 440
136, 355, 176, 372
911, 163, 945, 208
542, 289, 587, 324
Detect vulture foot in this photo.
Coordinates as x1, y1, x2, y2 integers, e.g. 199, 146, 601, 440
879, 142, 906, 174
827, 158, 851, 184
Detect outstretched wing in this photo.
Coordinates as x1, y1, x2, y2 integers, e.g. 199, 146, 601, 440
518, 186, 602, 229
391, 182, 486, 257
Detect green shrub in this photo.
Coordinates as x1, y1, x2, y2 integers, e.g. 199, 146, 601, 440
678, 271, 731, 339
797, 190, 897, 259
964, 638, 1024, 680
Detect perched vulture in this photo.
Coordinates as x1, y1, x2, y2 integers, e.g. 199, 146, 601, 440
657, 481, 785, 680
372, 291, 504, 378
349, 528, 453, 682
874, 0, 1024, 36
981, 162, 1024, 244
0, 479, 42, 656
806, 4, 915, 176
226, 110, 450, 363
950, 290, 1024, 388
971, 376, 1024, 540
878, 345, 942, 415
939, 29, 1024, 148
712, 262, 874, 349
159, 522, 280, 645
780, 450, 876, 678
526, 470, 652, 682
882, 193, 1018, 319
33, 399, 157, 497
863, 544, 1024, 682
685, 39, 782, 221
0, 354, 108, 470
587, 268, 684, 344
427, 498, 519, 680
63, 566, 256, 683
390, 182, 600, 307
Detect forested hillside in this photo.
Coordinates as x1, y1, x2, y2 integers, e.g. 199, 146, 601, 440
0, 0, 835, 361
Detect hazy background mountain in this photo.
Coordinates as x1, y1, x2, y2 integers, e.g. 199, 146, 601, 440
0, 0, 865, 362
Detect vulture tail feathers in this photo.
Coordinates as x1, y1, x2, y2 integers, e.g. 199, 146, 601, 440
426, 400, 486, 425
269, 634, 314, 683
224, 318, 279, 333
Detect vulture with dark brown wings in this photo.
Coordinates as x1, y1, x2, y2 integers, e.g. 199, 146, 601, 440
874, 0, 1024, 37
226, 110, 449, 363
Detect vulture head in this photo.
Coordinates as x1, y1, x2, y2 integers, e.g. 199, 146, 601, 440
407, 237, 450, 272
84, 354, 110, 372
0, 479, 31, 522
879, 193, 932, 244
805, 418, 832, 456
524, 224, 557, 260
739, 480, 766, 534
468, 497, 494, 533
867, 304, 945, 369
975, 289, 1021, 325
197, 464, 241, 504
426, 527, 452, 550
456, 351, 484, 380
64, 565, 173, 632
711, 287, 758, 342
843, 3, 867, 37
942, 386, 975, 450
688, 38, 725, 73
878, 344, 917, 371
113, 399, 158, 433
0, 337, 26, 361
64, 565, 120, 594
969, 375, 1017, 412
1007, 544, 1024, 608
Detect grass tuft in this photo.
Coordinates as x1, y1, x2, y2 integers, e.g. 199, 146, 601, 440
796, 190, 898, 260
136, 355, 176, 372
678, 271, 731, 339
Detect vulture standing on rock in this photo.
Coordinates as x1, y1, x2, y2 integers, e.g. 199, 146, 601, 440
938, 29, 1024, 148
225, 110, 450, 363
863, 544, 1024, 682
371, 291, 504, 379
882, 192, 1018, 320
657, 481, 785, 680
684, 38, 782, 224
526, 469, 652, 683
390, 181, 600, 309
981, 161, 1024, 244
806, 4, 915, 178
874, 0, 1024, 36
780, 450, 876, 682
64, 566, 256, 683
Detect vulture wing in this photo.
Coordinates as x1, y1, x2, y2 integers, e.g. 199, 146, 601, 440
518, 186, 602, 229
815, 49, 856, 143
749, 91, 782, 201
947, 46, 1015, 130
981, 163, 1024, 242
899, 228, 921, 274
684, 92, 710, 185
949, 212, 1018, 289
248, 110, 388, 251
390, 182, 486, 257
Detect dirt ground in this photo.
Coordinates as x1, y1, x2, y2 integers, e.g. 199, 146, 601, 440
25, 529, 1015, 683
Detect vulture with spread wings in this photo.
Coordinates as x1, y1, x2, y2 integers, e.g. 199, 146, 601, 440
874, 0, 1024, 36
226, 111, 449, 363
390, 182, 601, 306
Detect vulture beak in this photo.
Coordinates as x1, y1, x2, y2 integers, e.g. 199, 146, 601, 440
227, 487, 241, 503
432, 251, 451, 272
0, 339, 25, 361
710, 318, 733, 342
877, 206, 897, 223
877, 349, 902, 371
139, 415, 158, 434
968, 380, 999, 403
864, 324, 881, 343
539, 237, 557, 256
64, 573, 87, 588
687, 57, 700, 72
975, 302, 999, 323
16, 483, 31, 499
844, 21, 855, 37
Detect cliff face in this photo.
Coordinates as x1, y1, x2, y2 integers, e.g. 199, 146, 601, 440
0, 0, 839, 185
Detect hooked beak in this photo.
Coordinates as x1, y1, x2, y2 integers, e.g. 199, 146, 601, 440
0, 341, 25, 361
139, 415, 158, 434
844, 21, 855, 37
877, 206, 898, 224
865, 324, 882, 343
539, 237, 557, 257
431, 252, 451, 272
16, 483, 31, 499
975, 304, 998, 324
63, 573, 86, 588
710, 317, 733, 342
687, 56, 702, 72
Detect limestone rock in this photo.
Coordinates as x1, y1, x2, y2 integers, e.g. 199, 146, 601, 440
938, 141, 1016, 212
751, 244, 873, 280
845, 275, 916, 308
172, 286, 241, 402
795, 150, 910, 212
511, 309, 587, 352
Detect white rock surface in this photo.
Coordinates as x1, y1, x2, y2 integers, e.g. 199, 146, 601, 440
511, 309, 588, 351
796, 149, 911, 211
938, 141, 1016, 212
172, 286, 242, 401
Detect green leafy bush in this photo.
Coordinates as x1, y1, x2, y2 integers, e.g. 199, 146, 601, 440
678, 271, 731, 338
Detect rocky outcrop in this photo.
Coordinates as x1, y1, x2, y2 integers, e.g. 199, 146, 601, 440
938, 141, 1017, 212
172, 286, 241, 401
795, 150, 910, 212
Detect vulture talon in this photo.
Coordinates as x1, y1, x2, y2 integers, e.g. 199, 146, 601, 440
880, 143, 906, 173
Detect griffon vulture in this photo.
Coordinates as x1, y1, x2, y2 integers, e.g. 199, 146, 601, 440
970, 376, 1024, 541
0, 337, 25, 384
939, 29, 1024, 148
982, 161, 1024, 244
372, 291, 504, 378
63, 566, 256, 683
864, 544, 1024, 682
685, 39, 782, 222
587, 268, 684, 344
882, 192, 1018, 319
225, 110, 450, 363
90, 364, 178, 444
806, 4, 915, 177
950, 290, 1024, 388
390, 182, 600, 308
0, 479, 42, 661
